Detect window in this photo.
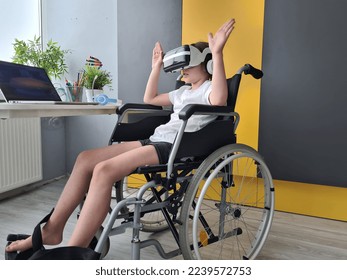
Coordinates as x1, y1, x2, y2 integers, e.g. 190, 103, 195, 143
0, 0, 41, 61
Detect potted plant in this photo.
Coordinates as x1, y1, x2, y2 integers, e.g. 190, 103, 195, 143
81, 65, 112, 89
81, 65, 112, 101
12, 35, 70, 80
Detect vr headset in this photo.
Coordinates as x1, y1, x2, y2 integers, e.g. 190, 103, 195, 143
163, 45, 213, 74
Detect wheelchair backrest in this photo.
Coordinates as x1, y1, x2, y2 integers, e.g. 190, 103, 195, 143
226, 74, 242, 111
109, 74, 242, 157
174, 74, 242, 160
176, 73, 241, 110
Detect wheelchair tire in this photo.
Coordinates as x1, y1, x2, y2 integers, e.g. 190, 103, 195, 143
114, 176, 170, 232
179, 143, 275, 260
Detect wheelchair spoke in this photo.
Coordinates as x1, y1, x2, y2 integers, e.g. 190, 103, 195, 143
114, 174, 171, 232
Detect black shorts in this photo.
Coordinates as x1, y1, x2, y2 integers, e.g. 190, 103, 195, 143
139, 139, 172, 164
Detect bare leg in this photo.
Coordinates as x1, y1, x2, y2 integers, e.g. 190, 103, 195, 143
67, 144, 159, 247
6, 141, 143, 253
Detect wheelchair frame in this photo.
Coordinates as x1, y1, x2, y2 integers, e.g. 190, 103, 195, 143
91, 64, 275, 260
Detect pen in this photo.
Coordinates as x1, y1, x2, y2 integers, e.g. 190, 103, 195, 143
89, 56, 101, 62
65, 78, 72, 87
86, 59, 102, 63
86, 64, 103, 69
86, 62, 102, 66
77, 71, 84, 86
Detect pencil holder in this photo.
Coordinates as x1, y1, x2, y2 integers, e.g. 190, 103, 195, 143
66, 86, 83, 102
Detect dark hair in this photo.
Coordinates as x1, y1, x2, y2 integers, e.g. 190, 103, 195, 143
191, 41, 212, 78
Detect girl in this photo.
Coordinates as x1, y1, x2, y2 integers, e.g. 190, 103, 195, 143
6, 18, 235, 255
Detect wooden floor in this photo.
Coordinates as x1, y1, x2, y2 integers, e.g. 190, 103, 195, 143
0, 177, 347, 260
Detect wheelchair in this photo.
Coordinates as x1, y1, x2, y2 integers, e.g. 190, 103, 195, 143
91, 64, 275, 260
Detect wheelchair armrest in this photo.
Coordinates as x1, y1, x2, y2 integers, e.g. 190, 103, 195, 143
116, 103, 164, 115
178, 104, 235, 120
109, 103, 172, 144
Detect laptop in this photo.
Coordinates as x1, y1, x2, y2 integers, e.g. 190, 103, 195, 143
0, 60, 97, 105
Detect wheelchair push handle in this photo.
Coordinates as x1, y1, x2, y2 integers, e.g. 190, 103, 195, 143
239, 64, 263, 79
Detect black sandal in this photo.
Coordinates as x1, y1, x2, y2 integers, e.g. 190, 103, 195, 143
5, 209, 100, 260
5, 209, 54, 260
5, 234, 34, 260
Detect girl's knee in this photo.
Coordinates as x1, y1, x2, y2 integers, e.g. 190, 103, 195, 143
74, 150, 96, 171
76, 150, 92, 162
92, 161, 115, 183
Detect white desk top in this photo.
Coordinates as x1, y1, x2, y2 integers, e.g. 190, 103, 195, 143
0, 103, 118, 119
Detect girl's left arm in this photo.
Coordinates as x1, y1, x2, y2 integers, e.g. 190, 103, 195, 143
208, 18, 235, 106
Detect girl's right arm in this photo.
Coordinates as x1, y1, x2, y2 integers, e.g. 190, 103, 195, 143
143, 42, 171, 106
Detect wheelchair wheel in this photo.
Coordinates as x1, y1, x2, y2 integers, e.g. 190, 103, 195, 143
114, 175, 170, 232
179, 143, 275, 260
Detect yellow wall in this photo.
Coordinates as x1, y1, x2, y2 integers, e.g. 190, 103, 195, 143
275, 179, 347, 221
182, 0, 264, 150
182, 0, 347, 221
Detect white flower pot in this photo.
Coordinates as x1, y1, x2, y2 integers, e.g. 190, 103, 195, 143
85, 89, 103, 102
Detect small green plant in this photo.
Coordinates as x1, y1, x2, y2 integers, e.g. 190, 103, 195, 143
12, 36, 70, 79
81, 65, 112, 89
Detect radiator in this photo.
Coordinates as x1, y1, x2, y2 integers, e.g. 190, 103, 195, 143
0, 118, 42, 193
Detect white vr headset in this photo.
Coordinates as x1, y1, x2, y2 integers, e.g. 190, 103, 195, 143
163, 45, 213, 74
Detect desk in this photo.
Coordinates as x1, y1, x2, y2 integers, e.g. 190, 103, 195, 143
0, 103, 117, 119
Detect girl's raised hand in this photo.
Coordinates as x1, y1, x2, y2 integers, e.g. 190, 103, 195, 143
152, 42, 164, 69
208, 18, 235, 54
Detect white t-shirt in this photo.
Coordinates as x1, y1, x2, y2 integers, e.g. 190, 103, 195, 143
149, 80, 216, 144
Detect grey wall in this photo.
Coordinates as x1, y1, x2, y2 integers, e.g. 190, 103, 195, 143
41, 0, 118, 176
41, 0, 182, 176
41, 117, 66, 180
259, 0, 347, 187
118, 0, 182, 103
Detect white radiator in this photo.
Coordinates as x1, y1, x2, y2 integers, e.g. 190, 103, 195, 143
0, 118, 42, 193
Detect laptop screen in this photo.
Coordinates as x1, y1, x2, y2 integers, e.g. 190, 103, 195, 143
0, 60, 62, 102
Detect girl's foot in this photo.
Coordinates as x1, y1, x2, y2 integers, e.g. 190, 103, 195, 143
5, 226, 62, 253
6, 236, 34, 253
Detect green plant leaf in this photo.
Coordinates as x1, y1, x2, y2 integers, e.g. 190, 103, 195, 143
12, 36, 70, 80
80, 65, 112, 89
